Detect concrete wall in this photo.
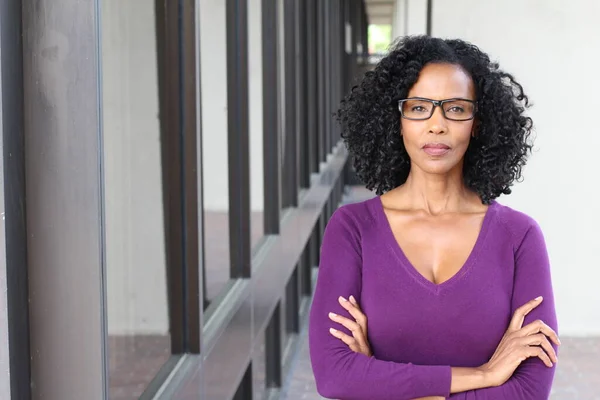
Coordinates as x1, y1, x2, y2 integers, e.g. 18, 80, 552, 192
392, 0, 599, 336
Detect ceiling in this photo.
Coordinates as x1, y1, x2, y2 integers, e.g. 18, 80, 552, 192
364, 0, 395, 26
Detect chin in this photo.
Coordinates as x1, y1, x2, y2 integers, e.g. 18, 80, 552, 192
415, 159, 462, 175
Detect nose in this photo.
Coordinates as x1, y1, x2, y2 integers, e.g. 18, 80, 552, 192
428, 105, 448, 134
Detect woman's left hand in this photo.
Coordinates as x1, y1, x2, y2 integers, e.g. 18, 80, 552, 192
328, 295, 372, 357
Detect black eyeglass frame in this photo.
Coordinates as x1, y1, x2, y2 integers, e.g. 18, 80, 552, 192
397, 97, 478, 121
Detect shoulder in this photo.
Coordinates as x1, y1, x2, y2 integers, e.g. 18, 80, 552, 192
324, 196, 379, 239
320, 197, 379, 260
492, 200, 546, 250
329, 196, 379, 228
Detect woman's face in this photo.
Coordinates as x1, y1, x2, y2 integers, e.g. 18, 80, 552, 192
400, 63, 476, 176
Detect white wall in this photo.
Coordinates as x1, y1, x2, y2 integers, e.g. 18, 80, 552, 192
392, 0, 428, 38
406, 0, 427, 36
431, 0, 600, 336
199, 1, 230, 212
102, 0, 169, 334
200, 0, 264, 212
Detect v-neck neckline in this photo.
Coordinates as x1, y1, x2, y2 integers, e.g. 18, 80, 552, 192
371, 196, 498, 293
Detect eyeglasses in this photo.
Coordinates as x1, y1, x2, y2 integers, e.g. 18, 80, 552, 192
398, 97, 477, 121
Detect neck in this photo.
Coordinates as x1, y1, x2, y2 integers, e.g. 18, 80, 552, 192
403, 165, 472, 215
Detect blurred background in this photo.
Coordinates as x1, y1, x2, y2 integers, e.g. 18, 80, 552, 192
0, 0, 597, 399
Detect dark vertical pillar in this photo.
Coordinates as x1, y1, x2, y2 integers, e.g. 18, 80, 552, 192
297, 0, 310, 189
427, 0, 433, 36
0, 0, 30, 397
317, 0, 326, 164
265, 303, 282, 388
282, 0, 298, 208
307, 0, 319, 173
226, 0, 251, 278
262, 0, 281, 233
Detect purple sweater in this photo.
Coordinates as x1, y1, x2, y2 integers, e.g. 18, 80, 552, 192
309, 196, 558, 399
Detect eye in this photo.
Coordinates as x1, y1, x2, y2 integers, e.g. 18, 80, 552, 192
411, 105, 428, 112
447, 106, 465, 113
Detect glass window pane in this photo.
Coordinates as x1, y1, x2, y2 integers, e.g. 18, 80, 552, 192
101, 1, 171, 397
200, 1, 232, 304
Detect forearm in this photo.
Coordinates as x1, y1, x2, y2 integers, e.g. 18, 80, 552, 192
450, 367, 489, 393
412, 367, 490, 398
447, 359, 556, 399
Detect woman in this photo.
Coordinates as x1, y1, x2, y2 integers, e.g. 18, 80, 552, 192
308, 35, 559, 400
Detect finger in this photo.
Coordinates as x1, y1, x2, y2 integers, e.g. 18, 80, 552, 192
510, 296, 543, 331
521, 320, 561, 346
329, 312, 361, 333
349, 344, 361, 354
526, 346, 553, 368
338, 296, 367, 328
349, 295, 360, 308
329, 328, 357, 347
522, 334, 558, 363
329, 312, 370, 350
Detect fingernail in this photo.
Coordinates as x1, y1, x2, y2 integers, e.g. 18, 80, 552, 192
349, 295, 356, 303
329, 328, 337, 334
535, 296, 543, 301
329, 312, 337, 318
339, 296, 348, 302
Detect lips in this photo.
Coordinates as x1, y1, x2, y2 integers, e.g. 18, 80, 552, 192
422, 143, 451, 156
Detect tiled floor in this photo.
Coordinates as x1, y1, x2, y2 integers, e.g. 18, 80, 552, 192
107, 211, 265, 399
281, 186, 600, 400
108, 335, 171, 400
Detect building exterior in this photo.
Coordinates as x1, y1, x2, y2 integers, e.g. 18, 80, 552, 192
1, 0, 599, 399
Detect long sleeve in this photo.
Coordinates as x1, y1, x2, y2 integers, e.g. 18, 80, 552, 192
308, 208, 452, 400
449, 220, 558, 399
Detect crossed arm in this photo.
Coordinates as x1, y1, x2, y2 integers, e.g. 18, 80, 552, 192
309, 211, 559, 400
329, 294, 559, 399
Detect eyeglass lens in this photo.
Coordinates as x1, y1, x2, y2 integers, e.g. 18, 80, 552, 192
400, 99, 475, 120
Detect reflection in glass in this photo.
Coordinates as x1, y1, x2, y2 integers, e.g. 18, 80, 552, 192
101, 0, 170, 397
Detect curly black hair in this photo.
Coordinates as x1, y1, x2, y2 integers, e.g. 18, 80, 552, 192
336, 35, 534, 204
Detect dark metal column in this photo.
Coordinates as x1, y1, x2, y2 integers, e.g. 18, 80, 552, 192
263, 0, 281, 234
0, 0, 30, 397
317, 0, 326, 164
282, 0, 298, 208
306, 0, 319, 174
226, 0, 251, 278
297, 0, 310, 188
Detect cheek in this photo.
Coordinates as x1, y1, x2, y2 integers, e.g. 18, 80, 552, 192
399, 121, 420, 144
453, 124, 474, 147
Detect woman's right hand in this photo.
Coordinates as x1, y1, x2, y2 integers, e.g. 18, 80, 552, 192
479, 296, 561, 387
